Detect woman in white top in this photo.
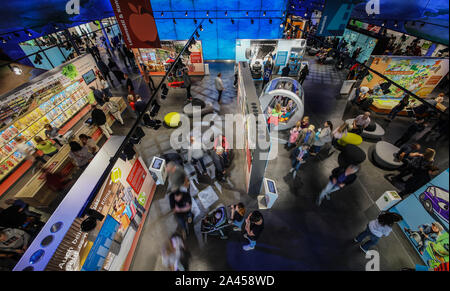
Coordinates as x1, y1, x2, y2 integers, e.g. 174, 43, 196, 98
354, 212, 403, 253
311, 121, 333, 156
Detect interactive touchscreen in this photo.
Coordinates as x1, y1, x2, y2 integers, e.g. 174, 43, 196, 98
82, 69, 96, 85
267, 180, 276, 193
152, 158, 163, 170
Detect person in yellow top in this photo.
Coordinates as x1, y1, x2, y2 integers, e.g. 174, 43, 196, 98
34, 136, 58, 158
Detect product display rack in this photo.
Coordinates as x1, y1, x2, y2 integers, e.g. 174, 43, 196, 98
0, 81, 89, 180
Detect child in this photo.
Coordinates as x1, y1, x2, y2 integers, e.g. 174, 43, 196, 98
229, 203, 246, 231
289, 144, 310, 179
287, 121, 302, 150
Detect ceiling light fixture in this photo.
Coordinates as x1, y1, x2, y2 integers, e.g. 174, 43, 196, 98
1, 37, 6, 43
195, 31, 200, 38
231, 18, 235, 24
199, 25, 204, 31
269, 19, 272, 24
194, 19, 197, 24
173, 18, 177, 24
161, 11, 164, 16
206, 11, 209, 16
185, 11, 188, 16
263, 11, 266, 16
13, 32, 20, 37
394, 20, 398, 27
246, 11, 249, 16
209, 18, 213, 24
225, 11, 228, 16
251, 19, 254, 24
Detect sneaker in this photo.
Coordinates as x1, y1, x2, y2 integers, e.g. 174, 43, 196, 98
289, 168, 295, 173
233, 227, 241, 231
359, 245, 367, 253
243, 234, 248, 239
243, 245, 255, 251
326, 194, 331, 201
292, 171, 297, 179
353, 238, 359, 243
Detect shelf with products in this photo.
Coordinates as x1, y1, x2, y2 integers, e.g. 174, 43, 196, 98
0, 83, 90, 181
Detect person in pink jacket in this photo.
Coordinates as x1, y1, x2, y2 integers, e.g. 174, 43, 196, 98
286, 121, 302, 150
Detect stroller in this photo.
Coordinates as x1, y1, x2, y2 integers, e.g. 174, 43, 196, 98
200, 206, 232, 243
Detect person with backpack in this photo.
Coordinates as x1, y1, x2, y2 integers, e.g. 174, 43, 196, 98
104, 97, 123, 125
354, 212, 403, 253
91, 104, 113, 138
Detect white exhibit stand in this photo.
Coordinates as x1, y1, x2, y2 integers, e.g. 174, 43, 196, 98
340, 80, 357, 96
148, 156, 167, 185
204, 63, 210, 75
257, 178, 279, 209
375, 190, 402, 211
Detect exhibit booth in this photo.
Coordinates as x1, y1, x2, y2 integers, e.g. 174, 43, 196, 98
0, 54, 126, 204
133, 40, 205, 76
390, 169, 449, 269
359, 55, 449, 114
13, 137, 157, 271
235, 39, 307, 78
260, 77, 305, 131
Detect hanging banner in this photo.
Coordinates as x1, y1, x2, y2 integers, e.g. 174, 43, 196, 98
316, 0, 355, 37
110, 0, 161, 49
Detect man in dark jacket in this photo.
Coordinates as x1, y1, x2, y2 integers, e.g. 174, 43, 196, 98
281, 66, 290, 77
97, 59, 114, 85
134, 95, 146, 116
90, 87, 105, 105
91, 105, 113, 138
394, 118, 425, 146
317, 164, 359, 206
182, 68, 192, 101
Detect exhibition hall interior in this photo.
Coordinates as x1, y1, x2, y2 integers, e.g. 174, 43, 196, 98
0, 0, 448, 272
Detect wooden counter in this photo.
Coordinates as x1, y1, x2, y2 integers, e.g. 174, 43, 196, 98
14, 97, 127, 208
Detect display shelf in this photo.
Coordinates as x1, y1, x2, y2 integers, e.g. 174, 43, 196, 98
0, 83, 89, 181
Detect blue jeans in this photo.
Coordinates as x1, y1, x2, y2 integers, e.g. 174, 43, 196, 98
312, 145, 321, 153
356, 224, 380, 251
317, 181, 340, 205
292, 159, 303, 171
387, 106, 402, 120
233, 219, 244, 229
